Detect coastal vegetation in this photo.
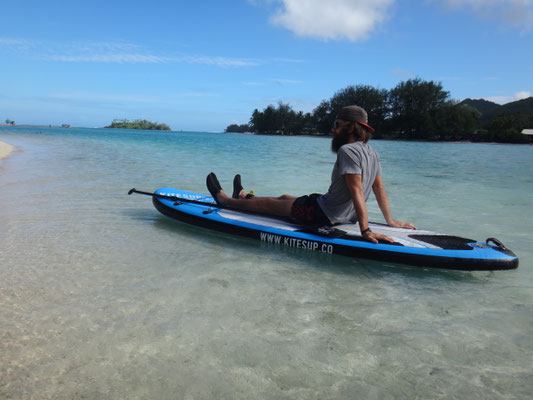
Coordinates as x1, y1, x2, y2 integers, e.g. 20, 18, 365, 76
226, 79, 533, 143
105, 119, 171, 130
225, 123, 252, 133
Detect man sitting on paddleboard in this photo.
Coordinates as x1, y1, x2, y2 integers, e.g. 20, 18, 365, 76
207, 105, 416, 243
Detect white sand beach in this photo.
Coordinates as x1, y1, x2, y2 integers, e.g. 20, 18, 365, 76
0, 140, 14, 160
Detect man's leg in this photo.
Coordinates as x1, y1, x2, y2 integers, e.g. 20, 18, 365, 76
218, 191, 296, 217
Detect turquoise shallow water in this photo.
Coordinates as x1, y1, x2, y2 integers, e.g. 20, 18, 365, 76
1, 127, 532, 399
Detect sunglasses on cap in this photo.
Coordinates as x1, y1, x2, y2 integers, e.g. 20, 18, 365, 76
333, 121, 352, 129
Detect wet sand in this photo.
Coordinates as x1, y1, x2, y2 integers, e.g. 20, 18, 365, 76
0, 140, 14, 160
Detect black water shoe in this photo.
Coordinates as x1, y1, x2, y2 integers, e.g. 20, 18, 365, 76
206, 172, 223, 205
232, 174, 243, 199
232, 174, 254, 199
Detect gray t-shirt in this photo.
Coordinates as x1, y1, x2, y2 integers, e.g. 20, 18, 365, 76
317, 141, 382, 224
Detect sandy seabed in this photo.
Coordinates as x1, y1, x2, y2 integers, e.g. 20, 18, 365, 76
0, 140, 14, 160
1, 129, 532, 400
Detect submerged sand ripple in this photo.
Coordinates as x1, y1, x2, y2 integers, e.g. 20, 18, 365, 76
0, 140, 14, 160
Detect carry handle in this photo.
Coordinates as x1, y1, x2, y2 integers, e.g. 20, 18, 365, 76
486, 237, 507, 250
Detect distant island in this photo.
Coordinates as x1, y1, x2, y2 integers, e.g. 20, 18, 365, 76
105, 119, 171, 130
226, 79, 533, 144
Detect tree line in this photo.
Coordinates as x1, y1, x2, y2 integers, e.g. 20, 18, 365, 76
226, 78, 532, 144
105, 119, 171, 130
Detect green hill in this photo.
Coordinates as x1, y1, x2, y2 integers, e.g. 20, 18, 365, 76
483, 97, 533, 127
459, 97, 533, 128
459, 98, 500, 116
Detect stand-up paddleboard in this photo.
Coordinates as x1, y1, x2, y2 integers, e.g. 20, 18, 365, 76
129, 188, 519, 271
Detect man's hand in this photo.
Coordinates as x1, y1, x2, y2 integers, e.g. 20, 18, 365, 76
388, 219, 416, 230
363, 230, 395, 244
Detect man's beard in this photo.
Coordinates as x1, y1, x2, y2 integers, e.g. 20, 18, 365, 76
331, 128, 352, 153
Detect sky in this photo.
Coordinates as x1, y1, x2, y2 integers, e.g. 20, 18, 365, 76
1, 0, 532, 131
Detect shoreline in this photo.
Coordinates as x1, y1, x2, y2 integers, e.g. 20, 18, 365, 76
231, 132, 532, 145
0, 140, 14, 160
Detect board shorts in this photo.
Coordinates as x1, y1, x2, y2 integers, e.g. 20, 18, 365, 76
290, 193, 332, 226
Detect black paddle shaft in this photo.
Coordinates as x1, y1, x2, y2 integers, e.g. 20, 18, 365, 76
128, 188, 290, 217
128, 188, 221, 208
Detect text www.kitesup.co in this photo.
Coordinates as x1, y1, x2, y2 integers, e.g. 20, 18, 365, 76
260, 232, 333, 254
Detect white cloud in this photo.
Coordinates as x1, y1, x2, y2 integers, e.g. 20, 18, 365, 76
0, 37, 30, 46
272, 78, 304, 85
45, 54, 168, 63
174, 92, 219, 98
271, 57, 307, 63
515, 90, 532, 99
436, 0, 533, 30
45, 53, 260, 66
178, 56, 260, 67
242, 81, 265, 86
0, 37, 33, 53
485, 91, 532, 104
0, 37, 266, 67
46, 92, 162, 104
262, 0, 533, 40
46, 40, 262, 66
268, 0, 395, 41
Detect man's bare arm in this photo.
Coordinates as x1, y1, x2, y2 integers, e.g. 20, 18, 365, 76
372, 175, 416, 230
344, 174, 395, 244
